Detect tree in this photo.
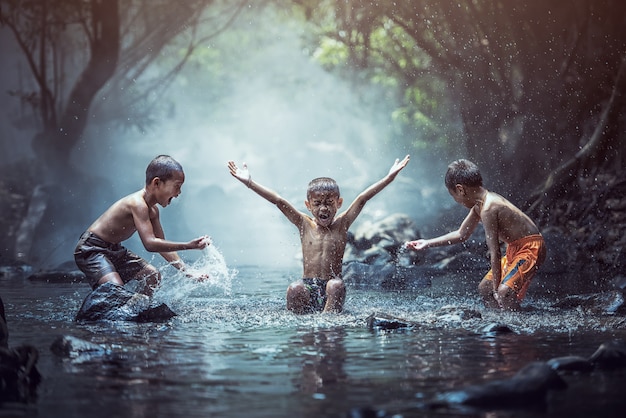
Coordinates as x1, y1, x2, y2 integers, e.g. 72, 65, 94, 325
294, 0, 626, 198
0, 0, 248, 178
0, 0, 248, 263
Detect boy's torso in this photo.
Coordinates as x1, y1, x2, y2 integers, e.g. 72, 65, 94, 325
299, 217, 348, 280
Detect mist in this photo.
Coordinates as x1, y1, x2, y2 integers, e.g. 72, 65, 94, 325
1, 4, 454, 270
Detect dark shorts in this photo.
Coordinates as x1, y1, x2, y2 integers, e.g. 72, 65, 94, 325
74, 231, 149, 289
303, 278, 328, 312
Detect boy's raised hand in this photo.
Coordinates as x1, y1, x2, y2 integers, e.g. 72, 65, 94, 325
228, 161, 251, 186
389, 155, 410, 177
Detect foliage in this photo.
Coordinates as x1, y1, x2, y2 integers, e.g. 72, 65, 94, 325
290, 0, 626, 197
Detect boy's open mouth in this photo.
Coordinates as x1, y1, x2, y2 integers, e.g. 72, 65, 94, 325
319, 213, 329, 220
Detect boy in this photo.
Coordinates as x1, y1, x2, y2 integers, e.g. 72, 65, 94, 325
406, 159, 546, 310
74, 155, 209, 296
228, 155, 410, 314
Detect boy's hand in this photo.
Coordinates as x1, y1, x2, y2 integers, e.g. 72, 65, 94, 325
388, 155, 410, 177
405, 239, 428, 251
189, 272, 210, 282
228, 161, 251, 186
189, 235, 211, 250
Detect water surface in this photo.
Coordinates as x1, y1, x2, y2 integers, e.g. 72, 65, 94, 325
2, 254, 626, 418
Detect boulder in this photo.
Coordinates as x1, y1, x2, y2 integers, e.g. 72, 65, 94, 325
434, 361, 566, 408
75, 282, 176, 322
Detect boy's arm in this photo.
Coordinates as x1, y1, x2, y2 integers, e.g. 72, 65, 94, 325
228, 161, 305, 227
481, 207, 502, 291
406, 209, 480, 250
340, 155, 410, 227
132, 200, 209, 255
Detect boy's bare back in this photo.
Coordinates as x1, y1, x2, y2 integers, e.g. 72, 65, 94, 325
479, 191, 540, 245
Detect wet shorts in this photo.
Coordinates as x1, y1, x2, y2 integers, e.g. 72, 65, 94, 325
483, 234, 547, 301
74, 231, 149, 289
303, 278, 328, 312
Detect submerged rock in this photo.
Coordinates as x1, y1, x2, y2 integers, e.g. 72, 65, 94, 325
434, 361, 566, 408
478, 323, 515, 336
50, 335, 108, 358
551, 290, 625, 314
75, 282, 176, 322
588, 340, 626, 368
546, 356, 594, 373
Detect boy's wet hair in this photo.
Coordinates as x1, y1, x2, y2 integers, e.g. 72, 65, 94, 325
146, 155, 184, 185
445, 159, 483, 189
307, 177, 340, 199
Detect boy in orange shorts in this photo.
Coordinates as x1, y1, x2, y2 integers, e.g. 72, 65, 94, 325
406, 159, 546, 310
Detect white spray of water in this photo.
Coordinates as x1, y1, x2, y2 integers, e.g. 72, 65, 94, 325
153, 244, 237, 311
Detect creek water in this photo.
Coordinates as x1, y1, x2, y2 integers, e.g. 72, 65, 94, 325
1, 247, 626, 418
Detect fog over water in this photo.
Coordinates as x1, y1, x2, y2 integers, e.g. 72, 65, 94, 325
1, 6, 454, 269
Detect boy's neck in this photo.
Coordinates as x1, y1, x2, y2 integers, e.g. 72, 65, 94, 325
467, 186, 487, 205
141, 188, 157, 207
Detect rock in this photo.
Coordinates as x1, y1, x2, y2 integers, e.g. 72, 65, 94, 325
0, 344, 41, 403
434, 361, 566, 408
551, 291, 625, 314
343, 261, 395, 289
546, 355, 594, 373
432, 252, 486, 272
75, 282, 176, 322
0, 303, 41, 403
588, 340, 626, 368
611, 275, 626, 292
390, 266, 432, 290
50, 335, 108, 358
366, 313, 412, 331
478, 323, 515, 336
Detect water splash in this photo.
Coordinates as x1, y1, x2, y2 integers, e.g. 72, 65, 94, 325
153, 244, 237, 311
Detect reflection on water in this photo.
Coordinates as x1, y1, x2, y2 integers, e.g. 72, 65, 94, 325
1, 251, 626, 417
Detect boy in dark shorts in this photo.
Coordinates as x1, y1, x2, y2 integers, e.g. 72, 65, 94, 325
228, 155, 410, 314
406, 159, 546, 310
74, 155, 209, 296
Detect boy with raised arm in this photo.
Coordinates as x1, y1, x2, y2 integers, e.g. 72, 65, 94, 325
406, 159, 546, 311
228, 155, 410, 314
74, 155, 210, 297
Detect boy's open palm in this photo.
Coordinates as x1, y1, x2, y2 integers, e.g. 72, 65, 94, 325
228, 161, 251, 184
389, 155, 410, 176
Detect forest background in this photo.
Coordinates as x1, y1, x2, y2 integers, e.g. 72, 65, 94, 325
0, 0, 624, 281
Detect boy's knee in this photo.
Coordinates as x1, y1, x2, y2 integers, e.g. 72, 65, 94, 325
325, 278, 345, 294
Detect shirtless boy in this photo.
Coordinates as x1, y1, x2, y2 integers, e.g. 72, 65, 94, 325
228, 155, 410, 314
74, 155, 209, 296
406, 159, 546, 310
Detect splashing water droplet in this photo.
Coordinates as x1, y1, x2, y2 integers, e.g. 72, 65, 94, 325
153, 244, 237, 310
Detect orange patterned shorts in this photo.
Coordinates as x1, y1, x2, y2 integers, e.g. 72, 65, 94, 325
483, 234, 547, 301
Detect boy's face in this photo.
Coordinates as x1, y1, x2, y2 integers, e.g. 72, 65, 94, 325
154, 171, 185, 207
305, 191, 343, 227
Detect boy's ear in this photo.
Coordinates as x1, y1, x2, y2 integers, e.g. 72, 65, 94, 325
455, 184, 465, 195
337, 197, 343, 208
304, 200, 311, 211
